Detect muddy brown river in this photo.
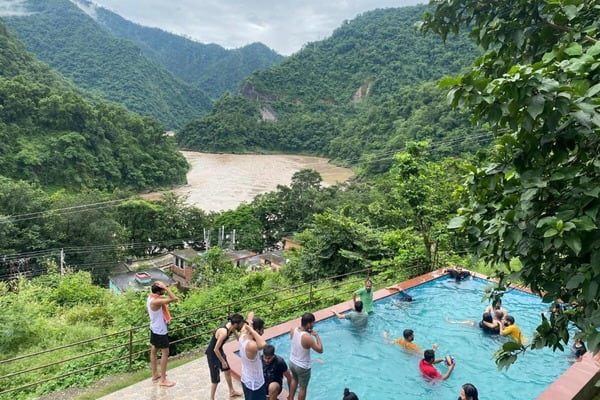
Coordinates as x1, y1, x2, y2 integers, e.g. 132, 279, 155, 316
143, 151, 354, 212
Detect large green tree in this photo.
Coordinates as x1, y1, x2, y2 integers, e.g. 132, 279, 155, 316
423, 0, 600, 366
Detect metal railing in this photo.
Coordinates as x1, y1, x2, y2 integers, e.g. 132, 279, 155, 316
0, 263, 424, 398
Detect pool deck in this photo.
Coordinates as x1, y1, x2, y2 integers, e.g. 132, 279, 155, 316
223, 268, 600, 400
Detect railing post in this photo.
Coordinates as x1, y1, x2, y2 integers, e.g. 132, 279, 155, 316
128, 329, 133, 370
309, 282, 313, 306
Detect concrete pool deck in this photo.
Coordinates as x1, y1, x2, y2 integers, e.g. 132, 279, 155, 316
223, 268, 600, 400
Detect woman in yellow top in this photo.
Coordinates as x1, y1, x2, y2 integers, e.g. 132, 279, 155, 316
499, 315, 527, 343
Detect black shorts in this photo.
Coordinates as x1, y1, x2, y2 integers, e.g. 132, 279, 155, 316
207, 350, 229, 383
150, 331, 169, 349
242, 382, 266, 400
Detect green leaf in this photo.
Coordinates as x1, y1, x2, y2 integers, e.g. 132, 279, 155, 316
587, 83, 600, 98
586, 42, 600, 57
572, 216, 596, 231
583, 280, 598, 303
584, 186, 600, 198
564, 42, 583, 56
566, 272, 585, 289
543, 228, 558, 238
447, 216, 466, 229
527, 95, 545, 119
565, 235, 582, 255
438, 76, 462, 88
562, 5, 578, 20
502, 341, 523, 352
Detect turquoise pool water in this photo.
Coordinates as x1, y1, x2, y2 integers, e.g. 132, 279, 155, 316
266, 277, 573, 400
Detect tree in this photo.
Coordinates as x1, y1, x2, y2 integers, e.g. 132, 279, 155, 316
423, 0, 600, 367
288, 211, 388, 281
388, 142, 463, 271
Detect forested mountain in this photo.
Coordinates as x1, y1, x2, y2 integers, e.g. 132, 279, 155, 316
0, 19, 188, 190
88, 1, 283, 99
2, 0, 212, 129
177, 6, 487, 169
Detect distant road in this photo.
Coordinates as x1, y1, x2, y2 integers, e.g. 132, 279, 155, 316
142, 151, 353, 212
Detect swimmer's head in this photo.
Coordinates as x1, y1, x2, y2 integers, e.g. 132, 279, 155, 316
354, 300, 364, 313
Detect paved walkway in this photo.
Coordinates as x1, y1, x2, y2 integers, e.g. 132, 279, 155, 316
98, 357, 244, 400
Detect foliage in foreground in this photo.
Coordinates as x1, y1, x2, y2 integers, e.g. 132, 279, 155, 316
423, 0, 600, 368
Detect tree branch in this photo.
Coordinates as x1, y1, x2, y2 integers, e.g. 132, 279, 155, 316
545, 20, 598, 43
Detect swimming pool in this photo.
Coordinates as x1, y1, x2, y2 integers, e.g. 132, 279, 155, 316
266, 277, 573, 400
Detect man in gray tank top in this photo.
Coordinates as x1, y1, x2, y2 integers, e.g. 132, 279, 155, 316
288, 313, 323, 400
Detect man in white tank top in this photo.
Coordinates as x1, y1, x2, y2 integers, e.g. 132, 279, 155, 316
289, 313, 323, 400
147, 281, 179, 387
239, 315, 267, 400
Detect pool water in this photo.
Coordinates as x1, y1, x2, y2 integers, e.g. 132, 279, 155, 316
267, 277, 572, 400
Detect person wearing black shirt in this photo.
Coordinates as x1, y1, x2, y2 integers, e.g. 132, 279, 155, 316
262, 344, 292, 400
444, 266, 473, 281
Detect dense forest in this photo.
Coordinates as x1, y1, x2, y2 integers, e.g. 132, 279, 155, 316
2, 0, 212, 129
90, 0, 283, 99
176, 5, 489, 167
0, 19, 188, 190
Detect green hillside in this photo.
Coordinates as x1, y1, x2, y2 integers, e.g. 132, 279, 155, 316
2, 0, 212, 129
0, 19, 188, 190
177, 6, 486, 167
91, 2, 283, 99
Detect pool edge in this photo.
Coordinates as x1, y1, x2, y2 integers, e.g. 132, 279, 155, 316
223, 268, 600, 399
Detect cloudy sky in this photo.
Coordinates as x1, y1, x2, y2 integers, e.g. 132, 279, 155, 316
91, 0, 425, 55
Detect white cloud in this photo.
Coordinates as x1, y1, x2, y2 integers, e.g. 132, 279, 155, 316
0, 0, 35, 17
90, 0, 425, 55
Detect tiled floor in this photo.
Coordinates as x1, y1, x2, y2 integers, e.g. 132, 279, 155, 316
97, 357, 243, 400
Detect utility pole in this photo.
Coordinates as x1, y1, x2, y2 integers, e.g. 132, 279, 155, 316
231, 229, 236, 250
60, 248, 65, 277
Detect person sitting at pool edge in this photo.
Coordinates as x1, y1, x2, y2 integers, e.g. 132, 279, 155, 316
444, 265, 473, 281
383, 329, 437, 355
419, 349, 455, 380
353, 278, 374, 313
331, 300, 368, 328
262, 344, 292, 400
499, 315, 527, 343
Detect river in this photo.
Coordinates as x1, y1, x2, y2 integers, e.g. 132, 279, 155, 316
143, 151, 354, 212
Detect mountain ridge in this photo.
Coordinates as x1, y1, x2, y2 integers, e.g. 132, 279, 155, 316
2, 0, 212, 129
77, 0, 283, 99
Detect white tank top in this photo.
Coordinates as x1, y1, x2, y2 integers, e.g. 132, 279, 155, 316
290, 328, 311, 369
147, 296, 167, 335
239, 334, 264, 390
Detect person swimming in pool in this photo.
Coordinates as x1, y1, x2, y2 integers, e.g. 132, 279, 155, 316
571, 337, 587, 362
445, 312, 500, 334
485, 298, 508, 319
331, 300, 368, 328
342, 388, 359, 400
499, 315, 527, 343
383, 329, 437, 355
419, 349, 455, 381
458, 383, 479, 400
353, 278, 374, 314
